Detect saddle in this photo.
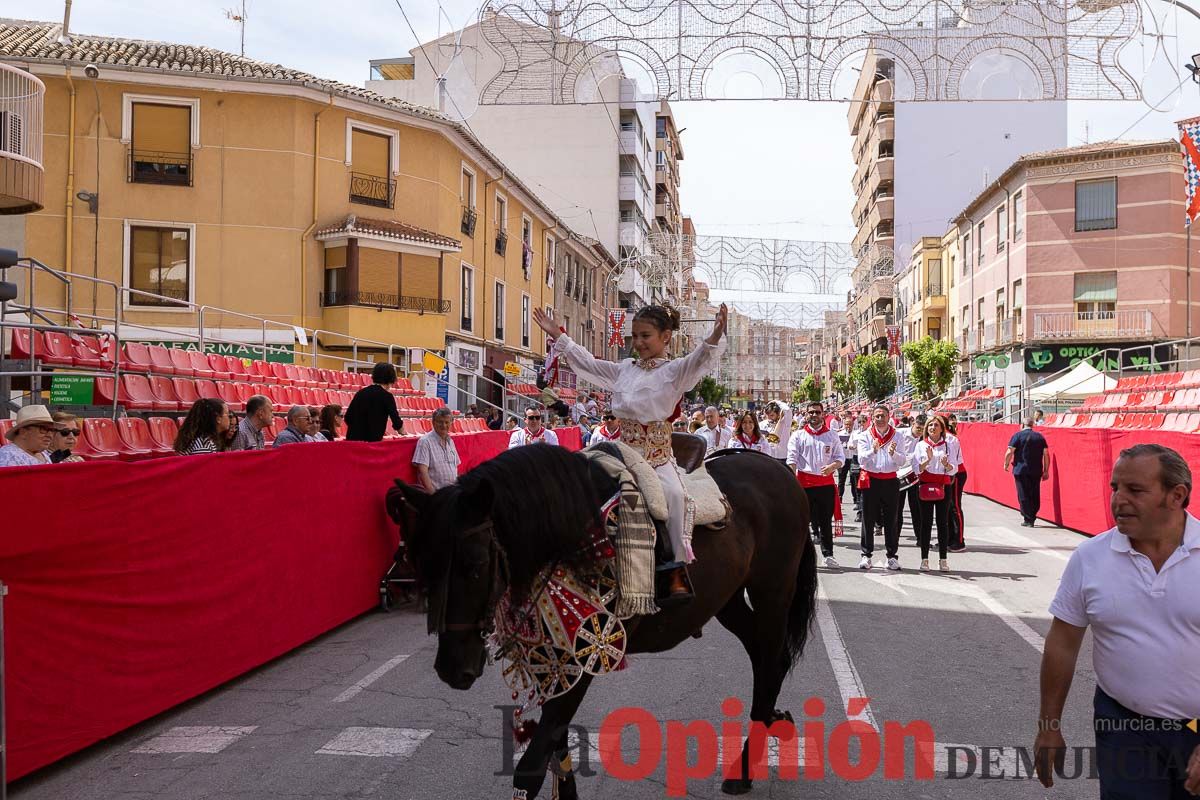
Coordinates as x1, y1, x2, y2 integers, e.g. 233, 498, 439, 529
586, 438, 729, 528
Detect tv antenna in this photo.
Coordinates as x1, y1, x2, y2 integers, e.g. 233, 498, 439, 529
224, 1, 248, 57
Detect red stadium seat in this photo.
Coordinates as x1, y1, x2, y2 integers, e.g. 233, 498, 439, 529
146, 345, 177, 376
311, 388, 331, 405
117, 417, 172, 456
7, 327, 41, 360
40, 331, 76, 367
167, 348, 194, 377
266, 385, 290, 406
95, 375, 156, 411
270, 362, 293, 385
206, 353, 232, 380
148, 416, 179, 452
70, 423, 119, 460
85, 417, 151, 460
270, 416, 288, 437
148, 375, 182, 412
251, 360, 274, 383
217, 382, 244, 412
187, 350, 215, 379
225, 356, 251, 381
297, 387, 317, 405
172, 378, 202, 409
120, 342, 154, 373
194, 379, 222, 402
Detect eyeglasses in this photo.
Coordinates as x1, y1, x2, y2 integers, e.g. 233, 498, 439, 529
55, 428, 80, 436
526, 415, 542, 421
602, 416, 616, 421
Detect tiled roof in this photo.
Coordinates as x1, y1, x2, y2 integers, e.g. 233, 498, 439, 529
0, 18, 447, 122
315, 215, 461, 251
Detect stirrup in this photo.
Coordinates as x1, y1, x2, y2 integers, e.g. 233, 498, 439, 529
655, 566, 694, 607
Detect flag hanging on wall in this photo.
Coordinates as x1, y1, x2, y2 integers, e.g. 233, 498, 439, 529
1177, 116, 1200, 225
886, 325, 902, 357
607, 309, 626, 348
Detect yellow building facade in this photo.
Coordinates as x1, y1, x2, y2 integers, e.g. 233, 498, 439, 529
0, 20, 587, 380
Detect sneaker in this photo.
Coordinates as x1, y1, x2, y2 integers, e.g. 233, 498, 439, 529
858, 555, 872, 570
919, 559, 929, 571
939, 559, 951, 573
824, 556, 840, 569
886, 557, 901, 571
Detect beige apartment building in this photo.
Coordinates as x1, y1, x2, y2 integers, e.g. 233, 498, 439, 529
897, 236, 947, 346
846, 50, 896, 358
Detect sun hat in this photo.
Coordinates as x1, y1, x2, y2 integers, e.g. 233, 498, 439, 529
6, 405, 54, 439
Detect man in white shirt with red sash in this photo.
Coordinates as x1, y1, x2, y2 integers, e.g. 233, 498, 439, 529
760, 401, 793, 464
509, 405, 560, 448
590, 412, 621, 443
849, 403, 910, 570
788, 401, 846, 569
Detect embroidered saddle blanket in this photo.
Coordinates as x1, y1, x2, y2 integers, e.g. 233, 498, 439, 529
586, 440, 728, 527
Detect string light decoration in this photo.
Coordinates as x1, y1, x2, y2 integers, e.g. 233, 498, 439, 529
475, 0, 1142, 104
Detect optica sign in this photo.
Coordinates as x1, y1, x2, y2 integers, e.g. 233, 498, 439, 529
1023, 342, 1172, 374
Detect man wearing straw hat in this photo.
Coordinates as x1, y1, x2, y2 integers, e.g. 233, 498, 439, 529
0, 406, 56, 467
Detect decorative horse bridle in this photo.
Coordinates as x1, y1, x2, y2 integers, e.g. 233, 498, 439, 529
428, 519, 511, 637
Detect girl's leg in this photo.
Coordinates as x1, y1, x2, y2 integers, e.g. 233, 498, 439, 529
917, 500, 934, 559
936, 495, 952, 559
656, 462, 693, 564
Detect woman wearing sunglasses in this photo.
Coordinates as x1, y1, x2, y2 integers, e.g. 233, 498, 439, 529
49, 411, 86, 463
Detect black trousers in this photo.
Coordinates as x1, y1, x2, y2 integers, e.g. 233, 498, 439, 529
838, 458, 855, 500
918, 491, 951, 559
1093, 687, 1199, 799
896, 484, 922, 536
805, 485, 837, 558
1014, 473, 1042, 524
948, 469, 967, 548
860, 477, 900, 558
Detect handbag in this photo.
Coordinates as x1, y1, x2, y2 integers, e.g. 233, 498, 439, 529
919, 482, 945, 502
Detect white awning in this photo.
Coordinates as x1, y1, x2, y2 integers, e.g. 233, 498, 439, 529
1028, 360, 1117, 402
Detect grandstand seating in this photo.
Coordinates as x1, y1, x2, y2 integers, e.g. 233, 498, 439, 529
1038, 369, 1200, 431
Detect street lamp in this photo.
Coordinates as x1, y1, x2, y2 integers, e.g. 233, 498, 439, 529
1187, 53, 1200, 83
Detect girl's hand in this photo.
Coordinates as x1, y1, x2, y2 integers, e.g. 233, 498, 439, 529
706, 304, 728, 345
533, 307, 560, 337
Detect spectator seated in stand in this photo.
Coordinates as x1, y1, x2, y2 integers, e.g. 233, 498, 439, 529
412, 407, 461, 493
307, 405, 323, 442
273, 405, 313, 447
0, 406, 55, 467
344, 362, 405, 442
230, 395, 274, 451
175, 398, 234, 455
318, 404, 343, 441
49, 411, 85, 463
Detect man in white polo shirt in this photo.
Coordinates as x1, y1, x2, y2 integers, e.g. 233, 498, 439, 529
1035, 444, 1200, 796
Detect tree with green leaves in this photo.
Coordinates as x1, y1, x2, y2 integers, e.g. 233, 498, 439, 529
850, 353, 897, 402
831, 371, 856, 400
795, 375, 824, 404
901, 336, 960, 400
690, 375, 728, 406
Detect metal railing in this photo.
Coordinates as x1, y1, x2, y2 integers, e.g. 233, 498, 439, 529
460, 206, 477, 237
320, 291, 450, 314
495, 231, 508, 256
349, 172, 395, 209
128, 148, 192, 186
0, 63, 44, 169
925, 282, 944, 298
1033, 309, 1153, 340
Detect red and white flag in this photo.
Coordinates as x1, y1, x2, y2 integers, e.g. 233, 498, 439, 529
1178, 116, 1200, 225
607, 309, 626, 348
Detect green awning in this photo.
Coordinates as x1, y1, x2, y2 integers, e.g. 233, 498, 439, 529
1073, 271, 1117, 303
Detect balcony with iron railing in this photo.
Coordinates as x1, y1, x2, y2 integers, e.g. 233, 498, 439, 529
349, 172, 395, 209
1032, 309, 1153, 340
0, 62, 45, 213
461, 206, 477, 237
495, 230, 508, 256
128, 148, 192, 187
320, 291, 450, 314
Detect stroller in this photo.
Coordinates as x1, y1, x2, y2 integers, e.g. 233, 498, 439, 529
378, 542, 419, 612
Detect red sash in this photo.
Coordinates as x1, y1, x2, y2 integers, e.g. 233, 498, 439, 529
857, 469, 898, 489
797, 472, 836, 488
736, 432, 761, 448
804, 422, 829, 437
870, 424, 896, 447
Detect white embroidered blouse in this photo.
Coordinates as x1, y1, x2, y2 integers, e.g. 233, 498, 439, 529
550, 333, 725, 424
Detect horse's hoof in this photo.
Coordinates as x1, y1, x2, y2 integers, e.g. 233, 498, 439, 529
721, 778, 753, 795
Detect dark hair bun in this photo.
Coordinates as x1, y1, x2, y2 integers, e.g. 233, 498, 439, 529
633, 304, 680, 332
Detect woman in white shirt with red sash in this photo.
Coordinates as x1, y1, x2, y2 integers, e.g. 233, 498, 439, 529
913, 415, 962, 572
730, 411, 771, 453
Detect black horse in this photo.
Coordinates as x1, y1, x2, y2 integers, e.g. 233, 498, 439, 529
387, 443, 816, 798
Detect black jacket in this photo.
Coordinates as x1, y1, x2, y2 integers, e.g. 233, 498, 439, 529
344, 384, 404, 442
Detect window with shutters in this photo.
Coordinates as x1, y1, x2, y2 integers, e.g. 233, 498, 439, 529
129, 102, 192, 186
1074, 271, 1117, 318
522, 294, 531, 348
494, 281, 506, 341
349, 126, 396, 208
460, 264, 474, 332
125, 223, 193, 307
1013, 191, 1025, 240
1075, 178, 1117, 232
995, 205, 1006, 251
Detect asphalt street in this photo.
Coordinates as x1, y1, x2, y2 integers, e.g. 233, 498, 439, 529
12, 491, 1100, 800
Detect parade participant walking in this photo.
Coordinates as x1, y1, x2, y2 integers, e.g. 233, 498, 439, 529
1035, 444, 1200, 797
850, 404, 910, 570
508, 405, 559, 448
896, 415, 927, 537
534, 302, 728, 600
1005, 418, 1050, 527
836, 410, 856, 501
730, 411, 771, 453
698, 405, 731, 454
945, 413, 967, 551
760, 401, 793, 463
788, 401, 846, 568
913, 415, 960, 572
590, 413, 622, 443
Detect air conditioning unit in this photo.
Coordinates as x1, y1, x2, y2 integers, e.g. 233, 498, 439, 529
585, 320, 595, 332
0, 111, 24, 157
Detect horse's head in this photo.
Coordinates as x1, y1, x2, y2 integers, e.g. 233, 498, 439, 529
387, 478, 505, 690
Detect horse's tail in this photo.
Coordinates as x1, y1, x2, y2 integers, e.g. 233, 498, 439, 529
783, 520, 818, 673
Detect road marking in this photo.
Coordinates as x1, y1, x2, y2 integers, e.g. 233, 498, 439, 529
974, 525, 1071, 562
332, 654, 410, 703
316, 726, 433, 758
816, 583, 878, 729
132, 726, 257, 754
862, 572, 1046, 651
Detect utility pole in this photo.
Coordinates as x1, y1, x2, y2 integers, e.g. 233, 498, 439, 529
224, 1, 247, 57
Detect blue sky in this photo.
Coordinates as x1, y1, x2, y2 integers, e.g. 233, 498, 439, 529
54, 0, 1200, 247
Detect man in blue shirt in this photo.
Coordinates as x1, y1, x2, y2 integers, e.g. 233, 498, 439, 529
1004, 418, 1050, 527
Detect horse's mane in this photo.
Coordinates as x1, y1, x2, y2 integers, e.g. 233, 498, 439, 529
456, 444, 602, 597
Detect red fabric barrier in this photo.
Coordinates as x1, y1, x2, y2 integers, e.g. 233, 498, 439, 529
0, 427, 582, 780
955, 423, 1200, 535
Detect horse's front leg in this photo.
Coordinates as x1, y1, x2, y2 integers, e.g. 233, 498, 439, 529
513, 675, 593, 799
